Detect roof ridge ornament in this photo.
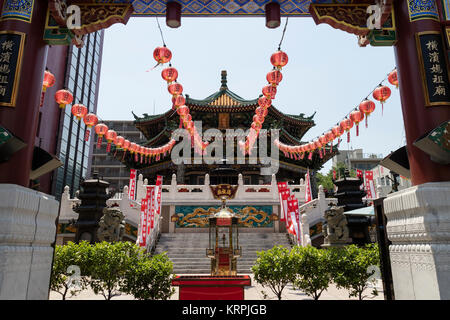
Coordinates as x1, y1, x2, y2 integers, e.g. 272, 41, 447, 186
220, 70, 227, 90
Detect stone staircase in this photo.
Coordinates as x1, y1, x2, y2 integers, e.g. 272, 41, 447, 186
153, 232, 292, 274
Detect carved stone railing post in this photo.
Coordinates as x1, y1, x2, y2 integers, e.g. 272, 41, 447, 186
384, 182, 450, 299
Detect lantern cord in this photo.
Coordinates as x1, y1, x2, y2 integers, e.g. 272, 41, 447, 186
155, 16, 167, 47
278, 17, 289, 50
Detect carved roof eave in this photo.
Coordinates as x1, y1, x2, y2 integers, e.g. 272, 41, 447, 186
49, 0, 134, 36
308, 1, 394, 37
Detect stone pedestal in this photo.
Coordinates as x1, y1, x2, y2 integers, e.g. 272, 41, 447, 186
384, 182, 450, 299
0, 184, 59, 299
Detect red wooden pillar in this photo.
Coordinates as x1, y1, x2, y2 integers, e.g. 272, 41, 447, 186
393, 0, 450, 185
0, 0, 49, 187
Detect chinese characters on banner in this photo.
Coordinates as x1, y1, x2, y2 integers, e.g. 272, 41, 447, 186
364, 171, 376, 199
128, 169, 137, 201
0, 32, 25, 107
139, 198, 148, 247
277, 182, 288, 221
356, 169, 363, 179
304, 170, 312, 203
150, 186, 155, 229
416, 32, 450, 106
155, 176, 163, 216
287, 197, 301, 244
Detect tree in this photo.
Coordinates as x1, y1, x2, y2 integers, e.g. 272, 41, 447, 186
88, 241, 140, 300
123, 253, 175, 300
291, 246, 332, 300
251, 245, 294, 300
329, 244, 380, 300
50, 241, 92, 300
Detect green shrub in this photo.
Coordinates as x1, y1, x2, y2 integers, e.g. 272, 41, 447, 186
329, 243, 380, 300
50, 241, 92, 300
251, 245, 294, 300
291, 246, 332, 300
123, 253, 175, 300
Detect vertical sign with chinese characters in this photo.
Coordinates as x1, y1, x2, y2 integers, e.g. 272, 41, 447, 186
416, 31, 450, 106
0, 32, 25, 107
128, 169, 137, 201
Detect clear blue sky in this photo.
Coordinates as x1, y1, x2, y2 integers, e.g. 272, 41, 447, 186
97, 17, 405, 174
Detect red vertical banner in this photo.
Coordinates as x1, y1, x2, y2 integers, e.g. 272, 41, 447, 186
357, 169, 363, 179
365, 170, 375, 199
155, 175, 163, 216
139, 198, 148, 247
129, 169, 137, 201
146, 189, 152, 239
293, 198, 301, 245
305, 170, 312, 203
333, 170, 336, 180
150, 186, 155, 229
277, 182, 289, 221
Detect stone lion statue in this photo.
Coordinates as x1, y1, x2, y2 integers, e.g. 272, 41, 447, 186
97, 206, 125, 242
323, 205, 351, 246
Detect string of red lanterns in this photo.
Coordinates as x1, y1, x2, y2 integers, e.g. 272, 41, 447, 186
274, 68, 398, 160
154, 45, 210, 156
43, 56, 398, 167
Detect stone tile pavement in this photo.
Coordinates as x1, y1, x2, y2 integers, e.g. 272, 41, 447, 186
49, 274, 383, 301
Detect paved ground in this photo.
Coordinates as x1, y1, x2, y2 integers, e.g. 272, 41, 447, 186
49, 274, 383, 301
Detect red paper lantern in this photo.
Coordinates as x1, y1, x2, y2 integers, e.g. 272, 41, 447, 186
105, 130, 118, 153
43, 70, 55, 92
326, 131, 336, 152
95, 123, 108, 149
168, 83, 183, 96
71, 104, 88, 120
122, 140, 131, 151
349, 109, 365, 136
161, 67, 178, 83
153, 46, 172, 64
83, 113, 98, 141
388, 69, 398, 88
340, 118, 354, 143
270, 50, 288, 69
256, 106, 269, 118
262, 85, 277, 99
173, 95, 185, 108
258, 96, 272, 108
55, 89, 74, 109
114, 136, 125, 148
359, 99, 376, 128
332, 125, 344, 138
176, 105, 189, 116
266, 70, 283, 86
373, 85, 391, 115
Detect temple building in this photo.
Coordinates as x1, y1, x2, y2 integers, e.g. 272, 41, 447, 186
122, 71, 336, 189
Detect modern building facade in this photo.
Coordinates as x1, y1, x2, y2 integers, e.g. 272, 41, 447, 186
91, 120, 144, 193
372, 163, 412, 196
37, 31, 105, 199
332, 148, 383, 171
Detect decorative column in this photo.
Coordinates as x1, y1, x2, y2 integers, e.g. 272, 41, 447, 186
382, 0, 450, 300
393, 0, 450, 185
0, 0, 49, 186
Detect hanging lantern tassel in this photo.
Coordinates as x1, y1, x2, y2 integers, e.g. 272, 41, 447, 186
140, 153, 143, 164
308, 151, 313, 160
114, 148, 118, 157
97, 137, 103, 149
319, 148, 323, 159
40, 91, 46, 107
347, 131, 350, 143
122, 151, 126, 161
156, 153, 160, 161
106, 142, 112, 153
300, 153, 305, 160
331, 141, 333, 152
84, 129, 90, 142
135, 153, 138, 162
